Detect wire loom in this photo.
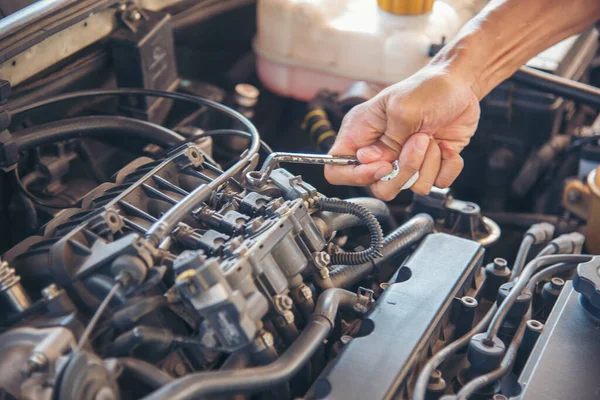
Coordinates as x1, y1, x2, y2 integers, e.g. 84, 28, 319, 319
318, 197, 384, 265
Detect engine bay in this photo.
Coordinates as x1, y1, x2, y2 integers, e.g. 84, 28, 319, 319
0, 1, 599, 400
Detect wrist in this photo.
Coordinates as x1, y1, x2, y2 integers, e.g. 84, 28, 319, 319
429, 32, 486, 99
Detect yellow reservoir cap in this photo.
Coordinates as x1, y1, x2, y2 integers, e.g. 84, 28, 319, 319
377, 0, 434, 15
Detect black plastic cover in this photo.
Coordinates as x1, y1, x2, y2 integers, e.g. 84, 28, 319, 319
306, 233, 484, 400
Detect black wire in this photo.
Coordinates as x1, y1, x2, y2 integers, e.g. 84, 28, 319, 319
14, 166, 75, 209
76, 281, 122, 352
156, 128, 273, 160
9, 87, 270, 209
8, 89, 257, 137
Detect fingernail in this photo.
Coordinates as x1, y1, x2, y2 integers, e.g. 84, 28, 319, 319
358, 145, 383, 160
374, 165, 393, 180
414, 135, 430, 154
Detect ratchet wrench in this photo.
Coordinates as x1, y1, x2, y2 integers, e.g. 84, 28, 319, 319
245, 152, 419, 190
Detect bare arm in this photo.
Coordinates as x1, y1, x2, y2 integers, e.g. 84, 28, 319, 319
325, 0, 600, 200
441, 0, 600, 98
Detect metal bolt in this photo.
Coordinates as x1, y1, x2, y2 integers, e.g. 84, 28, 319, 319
526, 319, 544, 333
42, 284, 62, 301
429, 369, 442, 384
313, 252, 331, 270
274, 295, 294, 311
22, 352, 48, 376
252, 330, 274, 351
550, 277, 565, 291
493, 258, 508, 271
299, 285, 312, 301
128, 10, 142, 21
234, 84, 260, 108
461, 296, 478, 308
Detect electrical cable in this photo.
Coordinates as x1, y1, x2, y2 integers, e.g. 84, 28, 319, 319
510, 235, 535, 280
486, 254, 592, 341
76, 281, 122, 352
412, 305, 498, 400
318, 198, 384, 265
456, 308, 531, 400
8, 89, 258, 136
6, 88, 262, 246
141, 288, 359, 400
156, 128, 273, 160
10, 89, 262, 217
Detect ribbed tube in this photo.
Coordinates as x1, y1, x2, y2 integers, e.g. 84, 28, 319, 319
318, 198, 383, 265
330, 214, 434, 288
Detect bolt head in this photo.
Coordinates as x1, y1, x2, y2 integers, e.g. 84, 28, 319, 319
41, 284, 62, 301
493, 258, 508, 270
551, 277, 565, 290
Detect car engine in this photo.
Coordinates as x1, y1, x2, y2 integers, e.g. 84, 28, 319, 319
0, 1, 599, 400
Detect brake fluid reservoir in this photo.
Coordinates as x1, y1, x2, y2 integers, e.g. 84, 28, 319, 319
254, 0, 487, 100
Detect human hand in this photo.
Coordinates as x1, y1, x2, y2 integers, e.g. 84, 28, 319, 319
324, 65, 480, 201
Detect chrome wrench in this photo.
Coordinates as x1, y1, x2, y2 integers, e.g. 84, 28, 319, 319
246, 152, 419, 191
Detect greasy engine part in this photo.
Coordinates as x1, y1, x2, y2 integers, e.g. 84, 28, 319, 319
306, 233, 485, 400
0, 83, 596, 400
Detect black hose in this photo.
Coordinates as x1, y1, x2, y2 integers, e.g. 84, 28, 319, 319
318, 198, 383, 265
105, 326, 184, 357
513, 66, 600, 108
111, 296, 168, 331
157, 129, 273, 159
330, 214, 434, 288
12, 116, 185, 152
83, 275, 128, 306
141, 288, 359, 400
316, 197, 391, 237
9, 88, 261, 246
117, 357, 174, 389
511, 135, 570, 197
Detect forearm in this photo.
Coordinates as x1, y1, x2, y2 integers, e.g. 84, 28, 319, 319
433, 0, 600, 99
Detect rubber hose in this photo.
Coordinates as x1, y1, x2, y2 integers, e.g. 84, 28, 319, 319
13, 116, 184, 152
318, 198, 383, 265
117, 357, 174, 389
111, 296, 167, 331
316, 197, 391, 237
83, 275, 127, 306
330, 214, 434, 288
141, 289, 358, 400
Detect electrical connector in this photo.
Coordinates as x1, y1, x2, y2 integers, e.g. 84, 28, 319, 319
550, 232, 586, 254
525, 222, 555, 245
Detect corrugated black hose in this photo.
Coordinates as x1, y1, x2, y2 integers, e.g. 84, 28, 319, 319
329, 214, 435, 288
318, 198, 384, 265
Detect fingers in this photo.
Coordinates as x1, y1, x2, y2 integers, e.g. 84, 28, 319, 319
324, 161, 393, 187
356, 140, 400, 164
411, 140, 441, 195
369, 133, 430, 201
435, 141, 464, 188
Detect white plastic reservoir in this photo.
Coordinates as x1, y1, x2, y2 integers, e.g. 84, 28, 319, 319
254, 0, 487, 100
